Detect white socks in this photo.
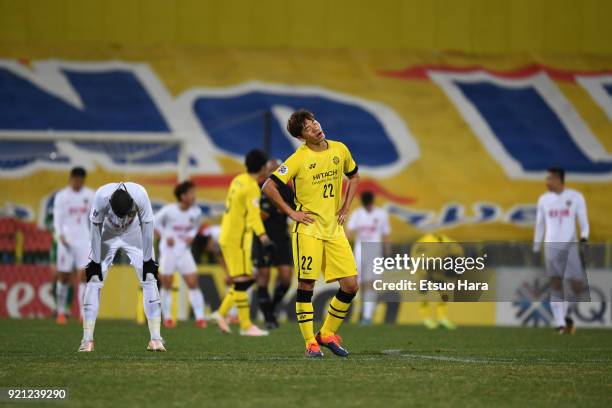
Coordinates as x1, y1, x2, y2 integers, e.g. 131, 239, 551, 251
362, 300, 376, 321
188, 288, 205, 321
78, 282, 86, 318
55, 281, 68, 315
142, 274, 162, 341
160, 288, 172, 319
82, 278, 103, 341
550, 288, 566, 327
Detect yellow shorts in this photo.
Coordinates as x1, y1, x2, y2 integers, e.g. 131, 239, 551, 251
292, 232, 357, 283
220, 242, 253, 278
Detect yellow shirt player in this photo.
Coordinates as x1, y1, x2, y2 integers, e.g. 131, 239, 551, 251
411, 233, 464, 330
211, 150, 271, 337
263, 109, 360, 358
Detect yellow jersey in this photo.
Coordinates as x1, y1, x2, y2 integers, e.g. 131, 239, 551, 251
219, 173, 265, 247
411, 233, 464, 259
271, 140, 358, 240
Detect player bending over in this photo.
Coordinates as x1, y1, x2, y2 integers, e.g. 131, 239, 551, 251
533, 167, 589, 335
210, 150, 271, 337
253, 159, 295, 329
263, 109, 360, 358
52, 167, 94, 324
155, 181, 207, 329
79, 182, 164, 352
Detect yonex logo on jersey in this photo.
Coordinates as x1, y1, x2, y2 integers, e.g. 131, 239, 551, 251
333, 156, 340, 165
278, 164, 288, 175
566, 200, 572, 207
309, 163, 316, 169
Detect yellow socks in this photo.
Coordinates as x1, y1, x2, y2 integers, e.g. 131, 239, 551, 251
218, 281, 254, 331
234, 288, 252, 330
296, 289, 315, 346
436, 302, 448, 321
320, 289, 356, 338
217, 287, 235, 317
419, 301, 430, 320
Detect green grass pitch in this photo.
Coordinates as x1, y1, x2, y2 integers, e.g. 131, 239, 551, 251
0, 319, 611, 407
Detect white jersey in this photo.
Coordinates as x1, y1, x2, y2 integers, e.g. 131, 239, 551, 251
533, 188, 589, 250
347, 207, 390, 275
154, 203, 202, 254
90, 182, 154, 233
347, 207, 391, 246
53, 186, 95, 244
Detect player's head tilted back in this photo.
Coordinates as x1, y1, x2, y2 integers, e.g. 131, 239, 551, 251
69, 166, 87, 191
245, 149, 268, 175
287, 109, 325, 144
546, 167, 565, 192
360, 191, 375, 211
109, 184, 135, 218
174, 180, 196, 207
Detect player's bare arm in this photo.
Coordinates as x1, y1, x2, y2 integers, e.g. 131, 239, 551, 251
337, 172, 360, 225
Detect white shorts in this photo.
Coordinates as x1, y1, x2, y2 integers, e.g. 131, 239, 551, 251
159, 249, 197, 276
354, 243, 383, 282
100, 224, 146, 282
57, 241, 90, 273
545, 245, 585, 281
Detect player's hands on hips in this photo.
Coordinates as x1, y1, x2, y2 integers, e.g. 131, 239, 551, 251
337, 207, 349, 225
290, 209, 315, 225
166, 237, 175, 247
85, 260, 102, 282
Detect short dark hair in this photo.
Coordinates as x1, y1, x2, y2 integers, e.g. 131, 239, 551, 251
361, 191, 374, 207
547, 167, 565, 183
287, 109, 315, 138
109, 186, 134, 218
174, 181, 195, 201
245, 149, 268, 173
70, 166, 86, 178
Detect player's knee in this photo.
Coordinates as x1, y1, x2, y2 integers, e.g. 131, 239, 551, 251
344, 282, 359, 294
297, 279, 315, 291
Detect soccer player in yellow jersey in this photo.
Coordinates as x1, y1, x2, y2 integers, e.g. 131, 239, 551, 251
262, 110, 360, 358
211, 150, 271, 337
411, 233, 463, 330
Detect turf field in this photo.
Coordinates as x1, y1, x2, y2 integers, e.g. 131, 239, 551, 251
0, 319, 611, 407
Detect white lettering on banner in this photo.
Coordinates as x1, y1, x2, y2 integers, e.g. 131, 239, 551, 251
7, 283, 34, 318
495, 268, 612, 328
39, 283, 55, 313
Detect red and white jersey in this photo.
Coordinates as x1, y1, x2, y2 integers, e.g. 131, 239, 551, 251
53, 186, 95, 244
154, 203, 202, 253
347, 207, 391, 246
90, 182, 154, 233
534, 188, 589, 248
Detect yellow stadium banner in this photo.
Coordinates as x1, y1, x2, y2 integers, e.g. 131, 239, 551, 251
1, 49, 611, 244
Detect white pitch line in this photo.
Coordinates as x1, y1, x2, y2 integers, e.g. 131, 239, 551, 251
382, 349, 515, 364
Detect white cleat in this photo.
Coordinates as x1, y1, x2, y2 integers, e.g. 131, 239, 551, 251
211, 311, 232, 334
78, 340, 94, 352
147, 339, 167, 352
240, 325, 269, 337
